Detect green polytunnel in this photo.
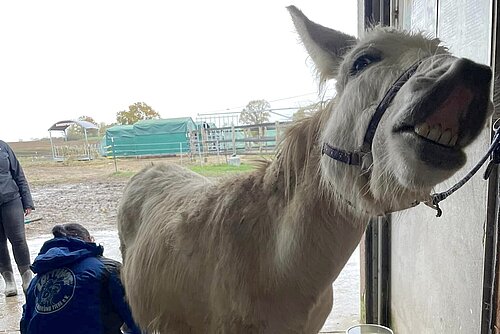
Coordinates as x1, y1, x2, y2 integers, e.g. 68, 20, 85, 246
104, 125, 136, 156
102, 117, 197, 157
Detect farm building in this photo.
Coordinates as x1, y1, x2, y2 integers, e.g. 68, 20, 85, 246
103, 125, 136, 156
48, 119, 100, 161
102, 117, 196, 157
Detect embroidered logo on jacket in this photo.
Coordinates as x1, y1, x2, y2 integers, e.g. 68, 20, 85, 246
35, 268, 76, 314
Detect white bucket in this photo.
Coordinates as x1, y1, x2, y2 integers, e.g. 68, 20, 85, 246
346, 324, 394, 334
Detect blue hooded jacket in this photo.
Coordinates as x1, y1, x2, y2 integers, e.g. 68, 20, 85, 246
20, 237, 141, 334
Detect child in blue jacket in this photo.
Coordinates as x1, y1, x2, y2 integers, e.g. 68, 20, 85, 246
20, 223, 142, 334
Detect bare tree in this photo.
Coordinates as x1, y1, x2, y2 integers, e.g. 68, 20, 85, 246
240, 100, 271, 125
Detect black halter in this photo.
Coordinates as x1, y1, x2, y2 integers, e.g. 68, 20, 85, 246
321, 60, 500, 217
322, 61, 422, 171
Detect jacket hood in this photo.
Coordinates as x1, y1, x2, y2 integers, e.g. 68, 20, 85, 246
31, 237, 104, 274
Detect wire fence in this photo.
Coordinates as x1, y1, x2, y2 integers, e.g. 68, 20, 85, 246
51, 143, 102, 161
13, 122, 293, 170
103, 121, 293, 165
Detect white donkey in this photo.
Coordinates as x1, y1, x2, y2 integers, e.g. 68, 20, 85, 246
117, 6, 493, 333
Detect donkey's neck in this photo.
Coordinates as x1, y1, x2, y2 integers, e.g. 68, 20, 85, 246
267, 111, 368, 292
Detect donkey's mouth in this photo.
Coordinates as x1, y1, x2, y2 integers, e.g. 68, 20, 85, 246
394, 58, 491, 155
395, 112, 469, 169
393, 84, 475, 169
413, 122, 458, 147
398, 128, 466, 169
412, 85, 473, 148
398, 126, 462, 152
395, 85, 473, 151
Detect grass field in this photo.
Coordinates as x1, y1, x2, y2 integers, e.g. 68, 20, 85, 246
19, 155, 259, 186
105, 162, 257, 179
9, 137, 101, 158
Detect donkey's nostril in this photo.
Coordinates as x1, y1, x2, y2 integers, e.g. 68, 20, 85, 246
450, 58, 492, 86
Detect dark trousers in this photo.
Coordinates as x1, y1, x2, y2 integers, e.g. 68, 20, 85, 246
0, 197, 30, 273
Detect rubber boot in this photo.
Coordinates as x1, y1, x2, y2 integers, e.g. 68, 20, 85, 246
1, 271, 17, 297
20, 268, 33, 293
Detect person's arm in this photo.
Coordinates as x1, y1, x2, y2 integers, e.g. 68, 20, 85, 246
5, 143, 34, 212
108, 269, 143, 334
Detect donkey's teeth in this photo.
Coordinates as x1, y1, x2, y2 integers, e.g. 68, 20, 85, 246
413, 123, 457, 147
438, 129, 452, 146
427, 125, 442, 142
450, 134, 458, 147
414, 123, 430, 137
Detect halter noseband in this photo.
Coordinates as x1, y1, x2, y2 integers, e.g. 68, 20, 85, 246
322, 61, 422, 171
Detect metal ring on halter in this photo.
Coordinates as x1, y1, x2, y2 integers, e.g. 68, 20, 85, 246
426, 118, 500, 217
493, 118, 500, 131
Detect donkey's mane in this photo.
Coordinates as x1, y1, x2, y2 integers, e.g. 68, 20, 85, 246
272, 101, 332, 198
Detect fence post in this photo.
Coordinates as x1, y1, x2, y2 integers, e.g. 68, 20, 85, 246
83, 128, 90, 160
198, 133, 203, 166
275, 121, 280, 143
216, 139, 220, 164
259, 126, 263, 153
49, 132, 56, 160
111, 137, 118, 173
223, 137, 228, 164
231, 124, 236, 156
180, 142, 183, 166
202, 128, 208, 163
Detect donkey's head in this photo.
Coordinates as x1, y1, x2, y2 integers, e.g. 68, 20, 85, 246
288, 6, 492, 215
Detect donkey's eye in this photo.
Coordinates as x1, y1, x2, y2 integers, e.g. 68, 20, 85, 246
350, 54, 381, 76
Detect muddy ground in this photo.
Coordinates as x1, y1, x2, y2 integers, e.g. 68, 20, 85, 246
25, 179, 127, 238
23, 157, 184, 237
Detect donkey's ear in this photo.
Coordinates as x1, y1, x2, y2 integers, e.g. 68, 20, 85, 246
287, 5, 356, 80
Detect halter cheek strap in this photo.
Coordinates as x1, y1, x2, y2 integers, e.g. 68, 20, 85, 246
321, 143, 361, 165
321, 61, 422, 170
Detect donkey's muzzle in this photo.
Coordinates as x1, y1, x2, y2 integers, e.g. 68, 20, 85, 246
450, 58, 492, 88
425, 58, 492, 148
393, 56, 493, 170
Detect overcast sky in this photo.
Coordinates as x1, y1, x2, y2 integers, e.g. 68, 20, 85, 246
0, 1, 357, 142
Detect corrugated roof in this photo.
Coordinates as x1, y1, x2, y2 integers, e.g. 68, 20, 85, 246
48, 120, 99, 131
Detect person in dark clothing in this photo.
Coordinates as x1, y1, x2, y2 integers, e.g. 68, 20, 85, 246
0, 140, 35, 297
20, 223, 142, 334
